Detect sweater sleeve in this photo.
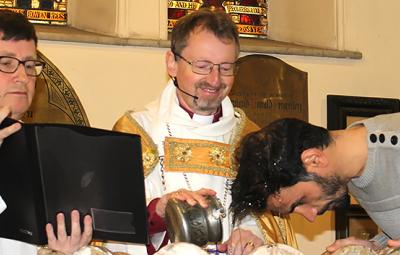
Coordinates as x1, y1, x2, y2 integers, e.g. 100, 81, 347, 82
370, 232, 390, 249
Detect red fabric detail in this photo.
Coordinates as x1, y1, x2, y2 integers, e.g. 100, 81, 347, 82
212, 106, 223, 123
146, 235, 169, 255
179, 101, 194, 119
146, 198, 170, 254
147, 198, 167, 233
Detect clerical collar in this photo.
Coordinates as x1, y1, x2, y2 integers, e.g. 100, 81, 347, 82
179, 102, 222, 124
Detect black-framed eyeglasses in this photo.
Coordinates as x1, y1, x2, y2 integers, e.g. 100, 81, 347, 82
173, 52, 237, 76
0, 56, 45, 77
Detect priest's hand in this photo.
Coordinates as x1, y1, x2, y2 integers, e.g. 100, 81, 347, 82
0, 106, 21, 144
46, 210, 93, 255
218, 228, 263, 255
155, 188, 217, 218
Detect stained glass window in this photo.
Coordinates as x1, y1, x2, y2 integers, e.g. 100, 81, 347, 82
168, 0, 268, 38
0, 0, 67, 25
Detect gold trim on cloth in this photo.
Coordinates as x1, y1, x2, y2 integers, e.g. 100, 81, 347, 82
253, 212, 298, 248
164, 137, 236, 178
37, 245, 116, 255
112, 111, 159, 177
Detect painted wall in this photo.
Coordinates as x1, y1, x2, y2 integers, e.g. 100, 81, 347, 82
268, 0, 340, 49
68, 0, 167, 39
36, 0, 400, 254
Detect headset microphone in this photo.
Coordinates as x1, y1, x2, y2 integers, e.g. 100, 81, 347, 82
172, 77, 199, 100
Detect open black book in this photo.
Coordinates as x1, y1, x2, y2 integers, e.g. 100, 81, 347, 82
0, 118, 148, 245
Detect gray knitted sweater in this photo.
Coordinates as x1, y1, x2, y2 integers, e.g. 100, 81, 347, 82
348, 112, 400, 247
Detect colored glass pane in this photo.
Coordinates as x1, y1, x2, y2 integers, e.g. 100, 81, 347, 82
168, 0, 268, 38
0, 0, 67, 25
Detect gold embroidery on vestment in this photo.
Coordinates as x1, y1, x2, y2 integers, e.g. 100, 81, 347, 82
174, 144, 192, 162
112, 111, 159, 177
209, 147, 226, 165
143, 149, 158, 170
164, 137, 235, 178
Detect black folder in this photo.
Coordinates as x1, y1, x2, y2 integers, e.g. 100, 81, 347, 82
0, 118, 148, 245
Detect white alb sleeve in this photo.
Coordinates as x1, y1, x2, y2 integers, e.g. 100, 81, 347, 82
0, 195, 7, 214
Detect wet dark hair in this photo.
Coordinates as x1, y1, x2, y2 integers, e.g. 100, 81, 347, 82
0, 9, 37, 45
171, 8, 239, 56
230, 118, 332, 221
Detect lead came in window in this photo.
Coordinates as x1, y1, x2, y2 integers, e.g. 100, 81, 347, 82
0, 0, 67, 25
168, 0, 268, 38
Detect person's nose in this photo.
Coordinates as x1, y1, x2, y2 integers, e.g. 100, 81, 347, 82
294, 205, 318, 222
14, 63, 29, 82
206, 65, 221, 86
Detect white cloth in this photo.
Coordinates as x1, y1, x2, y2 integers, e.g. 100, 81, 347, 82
0, 238, 37, 255
0, 195, 6, 214
154, 242, 208, 255
106, 80, 264, 254
250, 244, 303, 255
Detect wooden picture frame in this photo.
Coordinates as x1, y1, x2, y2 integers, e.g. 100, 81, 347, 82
327, 95, 400, 239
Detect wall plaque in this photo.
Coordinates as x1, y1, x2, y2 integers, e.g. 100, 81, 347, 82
230, 54, 308, 127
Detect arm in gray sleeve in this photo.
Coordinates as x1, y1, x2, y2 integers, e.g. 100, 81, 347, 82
370, 232, 390, 249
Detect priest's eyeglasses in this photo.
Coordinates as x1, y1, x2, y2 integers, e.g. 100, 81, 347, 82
0, 56, 45, 77
173, 52, 237, 76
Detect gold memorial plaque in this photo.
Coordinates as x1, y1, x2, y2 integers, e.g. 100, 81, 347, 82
230, 54, 308, 127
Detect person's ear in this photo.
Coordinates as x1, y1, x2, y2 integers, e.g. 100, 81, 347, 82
166, 50, 178, 77
301, 148, 328, 172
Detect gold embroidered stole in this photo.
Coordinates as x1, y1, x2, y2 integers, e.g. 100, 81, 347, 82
254, 213, 298, 248
163, 137, 235, 178
113, 111, 159, 177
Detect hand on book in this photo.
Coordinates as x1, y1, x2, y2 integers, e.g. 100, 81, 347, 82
45, 209, 93, 255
